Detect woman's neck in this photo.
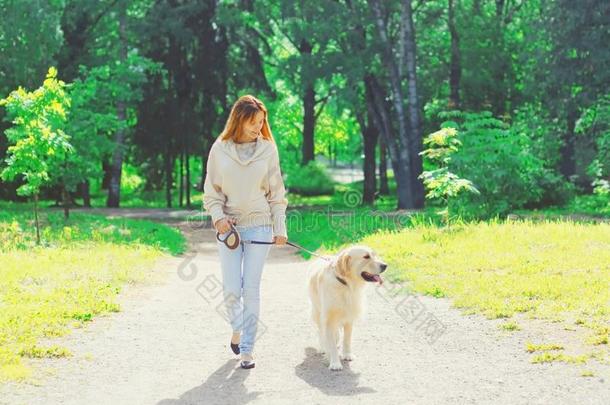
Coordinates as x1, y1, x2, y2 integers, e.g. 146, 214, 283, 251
234, 135, 258, 144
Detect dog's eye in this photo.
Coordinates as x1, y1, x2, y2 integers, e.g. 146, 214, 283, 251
363, 254, 370, 259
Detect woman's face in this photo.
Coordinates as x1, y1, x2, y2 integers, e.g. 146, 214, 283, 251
240, 110, 265, 142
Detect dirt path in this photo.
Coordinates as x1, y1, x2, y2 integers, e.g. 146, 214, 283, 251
1, 213, 608, 405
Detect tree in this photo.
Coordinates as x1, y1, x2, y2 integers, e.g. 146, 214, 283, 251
539, 0, 610, 182
0, 67, 73, 243
419, 125, 479, 225
367, 0, 425, 209
58, 64, 127, 214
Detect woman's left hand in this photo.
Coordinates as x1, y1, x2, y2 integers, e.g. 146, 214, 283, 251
273, 235, 288, 245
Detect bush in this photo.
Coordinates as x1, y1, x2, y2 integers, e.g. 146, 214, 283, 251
285, 160, 335, 196
579, 94, 610, 194
527, 169, 576, 208
441, 110, 571, 218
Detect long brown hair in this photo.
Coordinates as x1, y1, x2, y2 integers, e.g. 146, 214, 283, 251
219, 95, 275, 143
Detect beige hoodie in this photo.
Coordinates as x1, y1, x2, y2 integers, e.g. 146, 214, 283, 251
202, 135, 288, 237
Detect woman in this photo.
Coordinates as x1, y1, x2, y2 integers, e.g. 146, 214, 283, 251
203, 95, 288, 370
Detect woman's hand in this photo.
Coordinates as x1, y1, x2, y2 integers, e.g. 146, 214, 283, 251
214, 217, 236, 234
273, 235, 288, 245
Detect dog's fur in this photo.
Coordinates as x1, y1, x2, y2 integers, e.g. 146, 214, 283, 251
307, 245, 387, 370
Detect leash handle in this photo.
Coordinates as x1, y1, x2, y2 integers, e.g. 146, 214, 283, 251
215, 222, 241, 249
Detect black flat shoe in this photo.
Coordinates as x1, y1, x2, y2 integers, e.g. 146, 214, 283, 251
230, 341, 240, 355
240, 360, 255, 369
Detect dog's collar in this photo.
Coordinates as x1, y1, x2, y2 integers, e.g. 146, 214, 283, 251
335, 275, 348, 286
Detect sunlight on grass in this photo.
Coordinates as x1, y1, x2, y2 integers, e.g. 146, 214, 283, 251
526, 342, 564, 353
286, 206, 425, 259
0, 204, 185, 382
0, 205, 185, 255
0, 243, 164, 382
531, 352, 591, 364
359, 219, 610, 357
499, 321, 521, 331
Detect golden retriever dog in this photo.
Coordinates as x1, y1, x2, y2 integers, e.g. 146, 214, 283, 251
308, 245, 387, 370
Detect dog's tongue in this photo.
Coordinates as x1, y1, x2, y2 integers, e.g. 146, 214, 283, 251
373, 274, 383, 284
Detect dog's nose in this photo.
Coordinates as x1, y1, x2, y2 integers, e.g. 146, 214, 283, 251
380, 263, 387, 272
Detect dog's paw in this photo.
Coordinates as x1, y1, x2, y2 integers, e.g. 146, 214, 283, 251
341, 352, 355, 361
328, 361, 343, 371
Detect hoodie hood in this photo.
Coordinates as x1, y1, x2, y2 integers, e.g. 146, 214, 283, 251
214, 135, 275, 166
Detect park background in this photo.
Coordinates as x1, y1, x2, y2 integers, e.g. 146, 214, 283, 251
0, 0, 608, 390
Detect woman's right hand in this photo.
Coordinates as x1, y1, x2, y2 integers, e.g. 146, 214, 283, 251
214, 217, 237, 234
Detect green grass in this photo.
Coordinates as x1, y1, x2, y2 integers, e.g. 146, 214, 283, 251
359, 219, 610, 322
347, 218, 610, 364
286, 206, 437, 259
499, 321, 521, 331
0, 203, 186, 382
514, 194, 610, 219
88, 189, 204, 209
526, 342, 564, 353
531, 352, 590, 364
0, 202, 185, 255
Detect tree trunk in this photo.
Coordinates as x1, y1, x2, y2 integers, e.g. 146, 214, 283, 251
200, 142, 213, 192
448, 0, 461, 109
241, 0, 274, 96
302, 82, 315, 165
179, 149, 184, 207
345, 0, 389, 199
402, 0, 426, 208
355, 109, 378, 205
379, 135, 389, 195
80, 180, 91, 208
364, 74, 412, 209
185, 152, 191, 208
165, 148, 173, 208
300, 38, 315, 166
34, 193, 41, 245
560, 104, 578, 180
101, 159, 111, 190
369, 0, 415, 209
106, 3, 128, 208
62, 183, 70, 220
492, 0, 507, 116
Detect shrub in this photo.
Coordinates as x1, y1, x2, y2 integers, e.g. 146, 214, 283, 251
438, 110, 572, 218
285, 160, 335, 196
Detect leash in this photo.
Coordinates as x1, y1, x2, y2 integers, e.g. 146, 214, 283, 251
216, 222, 333, 261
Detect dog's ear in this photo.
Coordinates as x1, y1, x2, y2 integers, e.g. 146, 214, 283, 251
336, 253, 351, 277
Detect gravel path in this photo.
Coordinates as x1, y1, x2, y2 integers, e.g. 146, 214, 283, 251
1, 215, 608, 405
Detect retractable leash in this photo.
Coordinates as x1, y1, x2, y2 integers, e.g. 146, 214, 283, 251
215, 222, 332, 261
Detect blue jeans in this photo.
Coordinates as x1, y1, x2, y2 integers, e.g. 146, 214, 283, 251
216, 223, 273, 355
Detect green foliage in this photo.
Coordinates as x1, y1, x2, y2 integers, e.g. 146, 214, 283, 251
60, 54, 163, 193
285, 160, 335, 196
440, 110, 573, 218
511, 103, 576, 207
569, 194, 610, 216
0, 205, 185, 256
0, 0, 606, 218
0, 67, 73, 197
59, 65, 122, 193
0, 0, 64, 95
287, 205, 415, 259
577, 94, 610, 196
419, 126, 479, 225
0, 202, 186, 381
